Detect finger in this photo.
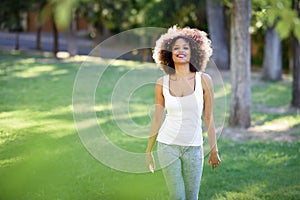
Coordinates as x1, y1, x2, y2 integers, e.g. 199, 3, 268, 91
149, 163, 154, 173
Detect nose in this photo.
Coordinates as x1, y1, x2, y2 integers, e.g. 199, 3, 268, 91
178, 47, 186, 53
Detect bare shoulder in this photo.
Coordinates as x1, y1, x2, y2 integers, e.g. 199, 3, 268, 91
155, 77, 164, 94
201, 72, 212, 83
201, 72, 213, 89
155, 77, 165, 106
156, 77, 164, 86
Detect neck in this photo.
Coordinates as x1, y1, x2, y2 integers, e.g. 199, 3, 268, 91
174, 63, 191, 77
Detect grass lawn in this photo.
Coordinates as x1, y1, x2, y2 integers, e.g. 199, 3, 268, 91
0, 52, 299, 200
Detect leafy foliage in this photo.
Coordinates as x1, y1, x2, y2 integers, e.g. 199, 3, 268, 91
142, 0, 202, 28
0, 0, 32, 31
252, 0, 300, 39
78, 0, 142, 33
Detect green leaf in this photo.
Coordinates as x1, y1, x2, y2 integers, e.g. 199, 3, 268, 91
275, 20, 291, 39
293, 20, 300, 41
266, 9, 278, 26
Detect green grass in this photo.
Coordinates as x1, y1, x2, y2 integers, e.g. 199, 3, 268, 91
0, 52, 299, 199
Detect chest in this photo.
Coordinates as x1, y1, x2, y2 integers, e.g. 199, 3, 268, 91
169, 78, 195, 97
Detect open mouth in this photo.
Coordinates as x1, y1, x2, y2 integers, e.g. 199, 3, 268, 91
176, 54, 185, 58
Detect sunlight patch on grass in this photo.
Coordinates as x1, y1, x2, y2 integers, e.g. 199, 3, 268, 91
0, 129, 16, 145
0, 157, 23, 168
110, 59, 156, 70
14, 65, 56, 78
0, 110, 38, 130
94, 104, 112, 112
0, 107, 75, 142
128, 103, 153, 117
252, 115, 300, 132
50, 69, 69, 75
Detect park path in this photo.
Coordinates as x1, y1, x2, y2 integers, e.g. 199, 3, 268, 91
0, 31, 131, 59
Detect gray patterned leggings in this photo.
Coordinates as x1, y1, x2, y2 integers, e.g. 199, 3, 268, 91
157, 142, 204, 200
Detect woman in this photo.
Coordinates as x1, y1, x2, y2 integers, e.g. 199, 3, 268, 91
146, 26, 221, 200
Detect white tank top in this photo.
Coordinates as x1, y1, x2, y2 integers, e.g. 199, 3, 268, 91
157, 72, 204, 146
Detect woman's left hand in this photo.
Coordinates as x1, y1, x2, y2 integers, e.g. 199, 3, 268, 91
208, 151, 221, 169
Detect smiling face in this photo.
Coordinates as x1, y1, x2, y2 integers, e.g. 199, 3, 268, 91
171, 38, 191, 64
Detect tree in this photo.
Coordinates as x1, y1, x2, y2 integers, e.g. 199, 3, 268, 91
229, 0, 252, 128
51, 12, 59, 55
253, 0, 297, 81
143, 0, 204, 28
253, 0, 300, 107
66, 10, 78, 57
206, 0, 229, 70
291, 0, 300, 108
78, 0, 143, 46
31, 0, 47, 51
0, 0, 32, 50
40, 0, 79, 56
262, 26, 282, 80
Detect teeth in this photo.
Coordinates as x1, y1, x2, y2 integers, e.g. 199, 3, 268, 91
177, 54, 185, 58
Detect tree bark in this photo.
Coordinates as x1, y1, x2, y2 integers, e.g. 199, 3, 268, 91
14, 11, 21, 50
51, 13, 59, 56
291, 36, 300, 107
262, 26, 282, 81
36, 2, 45, 50
291, 0, 300, 108
289, 36, 294, 73
206, 0, 229, 70
36, 25, 42, 50
94, 24, 103, 47
67, 10, 78, 57
15, 31, 20, 50
229, 0, 252, 128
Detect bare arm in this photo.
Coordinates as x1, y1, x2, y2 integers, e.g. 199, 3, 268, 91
145, 78, 165, 172
202, 73, 221, 169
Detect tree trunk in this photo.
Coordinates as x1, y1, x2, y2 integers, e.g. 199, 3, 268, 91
289, 36, 294, 73
291, 36, 300, 107
67, 10, 77, 57
262, 26, 282, 81
15, 31, 20, 50
229, 0, 252, 128
51, 13, 59, 55
94, 25, 103, 47
206, 0, 230, 70
36, 25, 42, 50
291, 0, 300, 108
14, 11, 21, 50
36, 2, 45, 51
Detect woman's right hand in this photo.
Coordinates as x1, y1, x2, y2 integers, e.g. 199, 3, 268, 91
146, 152, 155, 173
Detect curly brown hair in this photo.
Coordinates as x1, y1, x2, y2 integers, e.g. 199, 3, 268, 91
153, 26, 212, 74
